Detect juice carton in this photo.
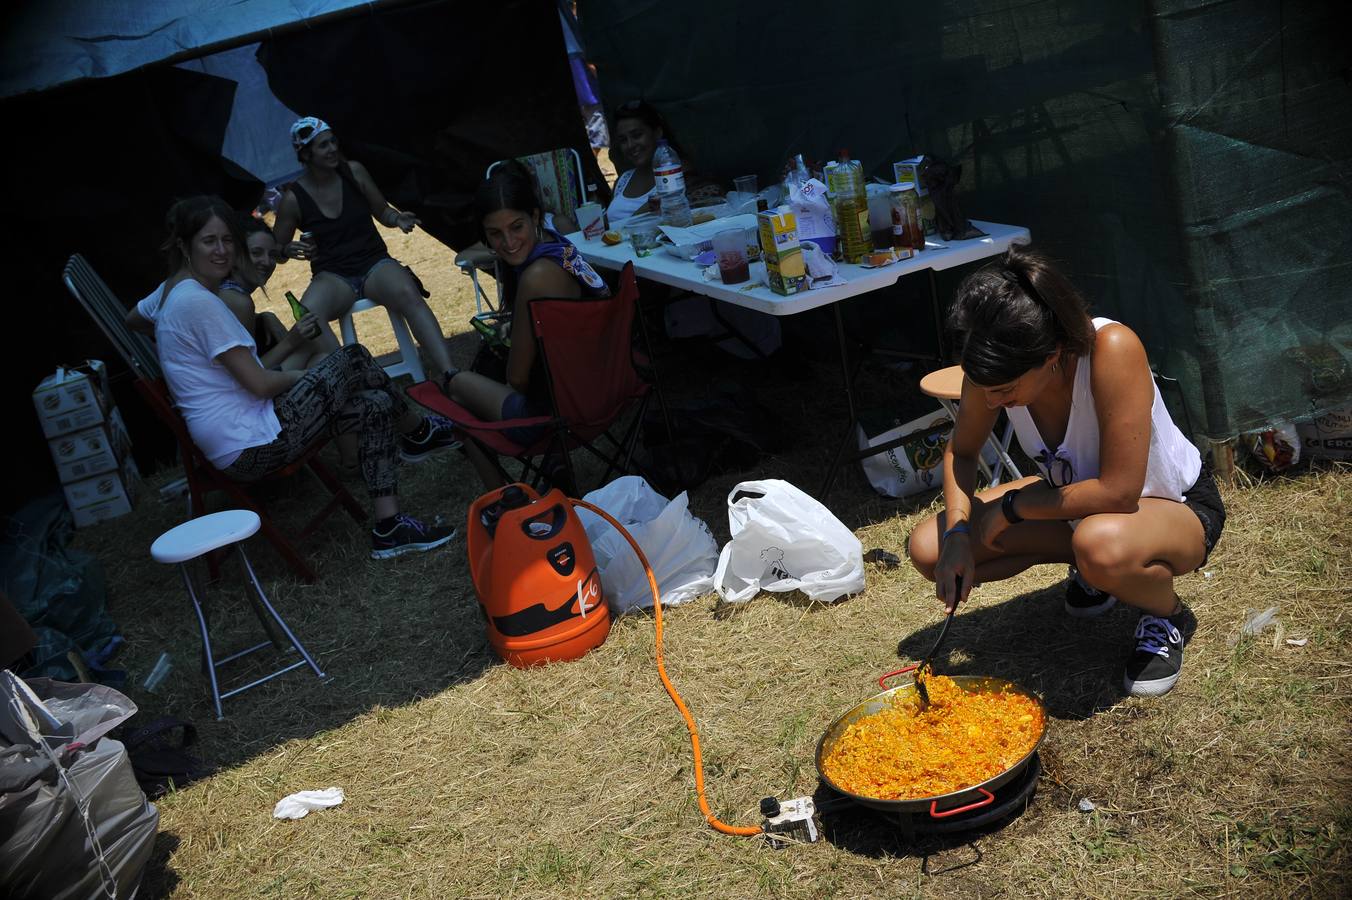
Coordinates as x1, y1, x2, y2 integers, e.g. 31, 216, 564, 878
758, 210, 806, 296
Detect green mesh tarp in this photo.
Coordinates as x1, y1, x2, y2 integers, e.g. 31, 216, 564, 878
579, 0, 1351, 441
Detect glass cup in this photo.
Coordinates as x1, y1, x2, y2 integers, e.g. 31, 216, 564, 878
734, 175, 759, 195
712, 228, 750, 285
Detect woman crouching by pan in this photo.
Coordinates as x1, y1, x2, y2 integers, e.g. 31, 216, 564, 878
907, 245, 1224, 698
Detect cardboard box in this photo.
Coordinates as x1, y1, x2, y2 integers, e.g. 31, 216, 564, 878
62, 455, 141, 528
47, 408, 132, 484
758, 210, 806, 296
33, 361, 111, 438
1296, 403, 1352, 460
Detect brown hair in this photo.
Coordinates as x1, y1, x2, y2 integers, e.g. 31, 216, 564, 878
948, 245, 1095, 386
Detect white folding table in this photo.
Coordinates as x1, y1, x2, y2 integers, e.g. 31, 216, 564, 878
566, 220, 1031, 498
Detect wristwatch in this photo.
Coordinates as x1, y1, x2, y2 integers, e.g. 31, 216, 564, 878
1001, 488, 1024, 525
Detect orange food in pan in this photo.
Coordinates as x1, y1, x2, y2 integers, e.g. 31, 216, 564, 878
822, 675, 1043, 800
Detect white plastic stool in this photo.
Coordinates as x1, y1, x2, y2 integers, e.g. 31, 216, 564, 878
150, 510, 326, 720
339, 298, 425, 383
919, 365, 1023, 486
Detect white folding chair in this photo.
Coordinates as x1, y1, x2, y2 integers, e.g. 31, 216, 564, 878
337, 300, 425, 383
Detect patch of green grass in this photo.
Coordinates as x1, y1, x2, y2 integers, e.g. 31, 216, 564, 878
1216, 813, 1345, 878
513, 841, 598, 885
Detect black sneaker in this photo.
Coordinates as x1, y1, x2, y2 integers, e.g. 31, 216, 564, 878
399, 414, 461, 463
370, 514, 456, 560
1123, 604, 1196, 697
1065, 566, 1117, 617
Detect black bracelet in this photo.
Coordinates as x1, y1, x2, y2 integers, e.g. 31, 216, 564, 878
1002, 488, 1024, 525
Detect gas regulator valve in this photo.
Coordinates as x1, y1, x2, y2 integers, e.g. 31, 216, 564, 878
759, 795, 820, 845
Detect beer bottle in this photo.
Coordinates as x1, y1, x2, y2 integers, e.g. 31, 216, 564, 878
284, 291, 309, 322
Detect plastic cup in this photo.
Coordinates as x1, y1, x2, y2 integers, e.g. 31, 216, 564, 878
734, 175, 759, 195
713, 228, 750, 285
576, 202, 605, 240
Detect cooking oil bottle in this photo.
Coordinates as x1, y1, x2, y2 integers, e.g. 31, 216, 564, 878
824, 150, 873, 264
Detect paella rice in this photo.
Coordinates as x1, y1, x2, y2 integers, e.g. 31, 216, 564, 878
821, 674, 1044, 800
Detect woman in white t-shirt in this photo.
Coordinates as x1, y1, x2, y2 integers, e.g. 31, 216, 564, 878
907, 246, 1225, 698
153, 196, 460, 560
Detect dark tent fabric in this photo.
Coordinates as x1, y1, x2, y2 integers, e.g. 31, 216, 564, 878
579, 0, 1352, 443
1, 0, 601, 514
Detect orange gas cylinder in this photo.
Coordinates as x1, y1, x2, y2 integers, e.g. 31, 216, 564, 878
466, 483, 611, 667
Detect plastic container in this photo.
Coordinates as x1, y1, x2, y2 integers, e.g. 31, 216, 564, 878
888, 182, 924, 253
466, 483, 612, 667
652, 140, 692, 227
824, 151, 873, 263
712, 228, 750, 284
622, 213, 663, 257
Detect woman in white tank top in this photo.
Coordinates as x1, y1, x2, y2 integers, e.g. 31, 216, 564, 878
908, 246, 1225, 699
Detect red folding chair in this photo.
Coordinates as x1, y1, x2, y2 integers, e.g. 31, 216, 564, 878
134, 378, 366, 583
409, 262, 661, 493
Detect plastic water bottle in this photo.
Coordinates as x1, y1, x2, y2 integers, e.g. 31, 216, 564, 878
652, 140, 693, 227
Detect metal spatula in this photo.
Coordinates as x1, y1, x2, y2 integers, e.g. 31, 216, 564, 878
916, 577, 961, 708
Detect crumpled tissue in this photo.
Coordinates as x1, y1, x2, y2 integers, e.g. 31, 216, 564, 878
273, 786, 345, 819
800, 241, 845, 288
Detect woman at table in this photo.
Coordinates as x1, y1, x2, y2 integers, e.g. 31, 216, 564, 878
906, 245, 1224, 698
272, 116, 457, 386
154, 195, 460, 559
441, 161, 609, 489
606, 99, 721, 226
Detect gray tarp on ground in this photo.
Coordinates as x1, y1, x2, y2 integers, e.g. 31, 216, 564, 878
579, 0, 1352, 440
0, 672, 158, 899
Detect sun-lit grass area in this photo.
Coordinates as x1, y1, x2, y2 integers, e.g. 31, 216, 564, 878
72, 209, 1351, 897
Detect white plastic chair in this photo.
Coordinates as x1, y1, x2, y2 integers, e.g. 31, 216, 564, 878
338, 299, 425, 383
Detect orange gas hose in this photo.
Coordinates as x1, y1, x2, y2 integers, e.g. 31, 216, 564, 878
569, 498, 763, 837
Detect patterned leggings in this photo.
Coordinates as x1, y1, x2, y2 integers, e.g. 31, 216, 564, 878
222, 344, 408, 498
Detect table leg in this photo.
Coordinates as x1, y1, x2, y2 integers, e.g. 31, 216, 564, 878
818, 305, 863, 499
929, 269, 947, 361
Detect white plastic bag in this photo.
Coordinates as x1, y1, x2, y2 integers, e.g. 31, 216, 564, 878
857, 408, 953, 498
713, 479, 864, 604
576, 476, 719, 612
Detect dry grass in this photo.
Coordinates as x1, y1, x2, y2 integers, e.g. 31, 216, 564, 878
71, 215, 1351, 898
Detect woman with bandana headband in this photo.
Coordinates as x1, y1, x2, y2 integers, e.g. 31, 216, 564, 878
273, 116, 457, 385
906, 245, 1225, 699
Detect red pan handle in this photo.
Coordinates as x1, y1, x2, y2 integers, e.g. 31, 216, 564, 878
878, 665, 919, 688
930, 788, 994, 818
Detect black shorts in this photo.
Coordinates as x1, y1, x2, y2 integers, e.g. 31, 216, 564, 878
1182, 463, 1225, 567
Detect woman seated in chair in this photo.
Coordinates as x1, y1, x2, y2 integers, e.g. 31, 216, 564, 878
220, 216, 328, 371
606, 99, 722, 226
442, 162, 610, 489
272, 116, 457, 385
128, 215, 326, 372
154, 195, 460, 559
906, 246, 1225, 698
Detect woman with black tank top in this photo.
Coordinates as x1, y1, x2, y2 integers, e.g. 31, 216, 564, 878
273, 117, 456, 382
